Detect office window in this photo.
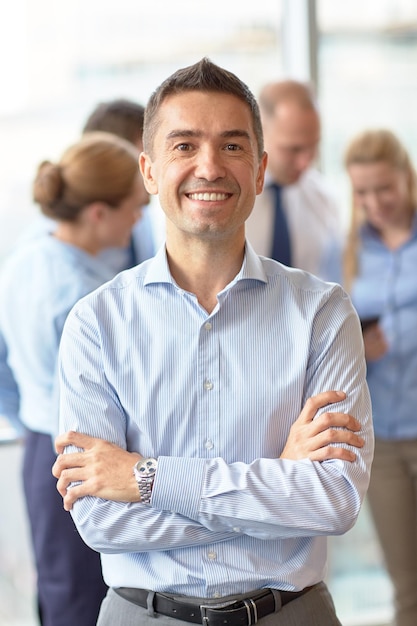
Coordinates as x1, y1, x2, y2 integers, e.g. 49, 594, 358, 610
318, 2, 417, 624
0, 0, 283, 265
318, 0, 417, 228
1, 3, 283, 623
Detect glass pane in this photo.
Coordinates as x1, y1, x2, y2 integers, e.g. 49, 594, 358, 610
318, 2, 416, 623
318, 0, 417, 228
0, 0, 283, 265
0, 3, 283, 623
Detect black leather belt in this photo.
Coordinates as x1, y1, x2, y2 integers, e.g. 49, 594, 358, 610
114, 585, 314, 625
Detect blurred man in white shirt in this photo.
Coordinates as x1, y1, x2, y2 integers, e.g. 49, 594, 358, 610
246, 80, 342, 283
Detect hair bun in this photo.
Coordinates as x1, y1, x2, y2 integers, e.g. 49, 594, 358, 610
32, 160, 64, 210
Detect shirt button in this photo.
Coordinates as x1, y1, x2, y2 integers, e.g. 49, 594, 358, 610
205, 439, 214, 450
213, 592, 221, 598
207, 551, 217, 560
204, 322, 212, 331
233, 526, 241, 533
204, 379, 214, 390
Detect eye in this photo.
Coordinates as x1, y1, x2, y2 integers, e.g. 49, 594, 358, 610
176, 143, 192, 152
225, 143, 240, 152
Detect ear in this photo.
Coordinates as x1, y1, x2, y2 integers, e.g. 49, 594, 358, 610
139, 153, 158, 195
255, 152, 268, 195
85, 201, 109, 223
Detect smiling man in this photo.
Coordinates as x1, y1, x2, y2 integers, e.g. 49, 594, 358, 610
52, 58, 373, 626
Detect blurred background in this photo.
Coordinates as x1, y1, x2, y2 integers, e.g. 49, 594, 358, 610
2, 0, 417, 623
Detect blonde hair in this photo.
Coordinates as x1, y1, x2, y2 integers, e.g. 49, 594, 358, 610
32, 131, 139, 222
343, 129, 417, 290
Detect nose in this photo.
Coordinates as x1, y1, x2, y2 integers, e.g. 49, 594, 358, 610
294, 148, 314, 174
363, 192, 381, 213
193, 146, 226, 181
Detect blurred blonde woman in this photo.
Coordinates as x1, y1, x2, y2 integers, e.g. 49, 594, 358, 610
344, 128, 417, 626
0, 131, 147, 626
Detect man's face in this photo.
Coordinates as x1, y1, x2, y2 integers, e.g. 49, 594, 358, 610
140, 91, 267, 244
262, 102, 320, 186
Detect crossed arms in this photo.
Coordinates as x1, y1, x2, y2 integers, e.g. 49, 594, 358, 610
53, 390, 365, 511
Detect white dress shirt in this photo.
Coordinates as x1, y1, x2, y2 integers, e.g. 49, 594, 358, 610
246, 169, 342, 283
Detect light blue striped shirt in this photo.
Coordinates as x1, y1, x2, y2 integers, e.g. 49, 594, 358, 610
17, 205, 156, 274
0, 235, 115, 436
351, 217, 417, 440
59, 242, 373, 596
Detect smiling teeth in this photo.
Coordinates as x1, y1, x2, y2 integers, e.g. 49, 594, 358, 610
189, 192, 228, 201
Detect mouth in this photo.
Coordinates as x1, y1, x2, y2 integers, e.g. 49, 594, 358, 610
187, 192, 231, 201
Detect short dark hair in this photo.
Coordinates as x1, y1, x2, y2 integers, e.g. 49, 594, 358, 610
82, 98, 145, 146
143, 57, 264, 159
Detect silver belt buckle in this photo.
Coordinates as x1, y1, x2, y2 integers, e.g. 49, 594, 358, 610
199, 605, 210, 626
199, 597, 258, 626
199, 598, 238, 626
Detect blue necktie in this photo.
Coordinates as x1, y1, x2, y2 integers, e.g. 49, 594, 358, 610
270, 183, 292, 266
126, 235, 138, 269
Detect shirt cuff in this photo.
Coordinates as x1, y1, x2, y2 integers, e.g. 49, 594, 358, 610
152, 456, 207, 520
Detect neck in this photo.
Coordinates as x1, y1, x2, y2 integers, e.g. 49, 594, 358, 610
166, 233, 245, 313
53, 222, 99, 255
379, 210, 414, 250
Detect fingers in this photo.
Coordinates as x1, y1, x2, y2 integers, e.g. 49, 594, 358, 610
52, 451, 86, 478
307, 446, 358, 463
56, 468, 83, 498
55, 430, 97, 454
55, 466, 102, 509
61, 485, 84, 511
280, 391, 365, 461
311, 425, 364, 451
311, 411, 362, 435
53, 442, 142, 508
297, 391, 346, 425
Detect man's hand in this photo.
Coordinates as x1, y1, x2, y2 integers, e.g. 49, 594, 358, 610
52, 431, 141, 511
280, 390, 364, 462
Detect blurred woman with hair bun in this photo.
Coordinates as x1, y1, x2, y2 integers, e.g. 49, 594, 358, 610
0, 131, 147, 626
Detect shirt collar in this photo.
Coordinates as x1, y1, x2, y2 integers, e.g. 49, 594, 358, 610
143, 240, 267, 288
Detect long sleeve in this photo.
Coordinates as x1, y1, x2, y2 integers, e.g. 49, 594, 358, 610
152, 289, 372, 538
57, 246, 373, 593
0, 328, 22, 435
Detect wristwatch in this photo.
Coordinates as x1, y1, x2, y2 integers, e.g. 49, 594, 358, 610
133, 457, 158, 504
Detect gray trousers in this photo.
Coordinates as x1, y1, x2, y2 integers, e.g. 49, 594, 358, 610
97, 583, 342, 626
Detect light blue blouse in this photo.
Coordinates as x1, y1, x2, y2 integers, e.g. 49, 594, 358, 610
351, 217, 417, 439
0, 235, 115, 436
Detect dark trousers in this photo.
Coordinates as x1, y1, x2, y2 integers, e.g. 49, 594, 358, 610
22, 430, 108, 626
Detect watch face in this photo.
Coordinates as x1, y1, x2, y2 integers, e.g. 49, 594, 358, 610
137, 458, 157, 477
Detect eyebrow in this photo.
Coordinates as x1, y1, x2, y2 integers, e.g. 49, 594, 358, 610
166, 129, 251, 141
